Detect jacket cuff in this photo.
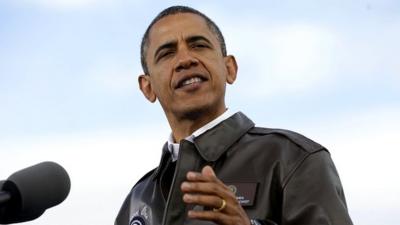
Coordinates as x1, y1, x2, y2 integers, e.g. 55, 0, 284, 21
250, 219, 278, 225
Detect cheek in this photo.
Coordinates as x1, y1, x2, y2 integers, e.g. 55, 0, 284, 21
151, 78, 171, 99
207, 62, 228, 83
153, 82, 167, 96
201, 54, 227, 72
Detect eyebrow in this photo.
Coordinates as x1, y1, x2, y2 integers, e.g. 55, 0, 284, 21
153, 35, 213, 62
186, 35, 213, 46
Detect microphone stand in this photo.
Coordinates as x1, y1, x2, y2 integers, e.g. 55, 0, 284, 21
0, 181, 11, 206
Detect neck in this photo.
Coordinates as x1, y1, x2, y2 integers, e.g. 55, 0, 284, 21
166, 107, 226, 142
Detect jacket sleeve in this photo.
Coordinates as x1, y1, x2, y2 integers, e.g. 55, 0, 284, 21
281, 150, 353, 225
114, 192, 131, 225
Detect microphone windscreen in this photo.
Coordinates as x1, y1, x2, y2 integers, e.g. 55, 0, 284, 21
0, 161, 70, 223
8, 161, 71, 211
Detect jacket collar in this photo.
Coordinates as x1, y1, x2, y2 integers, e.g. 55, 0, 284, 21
152, 143, 172, 181
193, 111, 255, 161
152, 112, 255, 180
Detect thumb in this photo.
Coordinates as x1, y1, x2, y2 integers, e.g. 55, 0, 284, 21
202, 165, 216, 178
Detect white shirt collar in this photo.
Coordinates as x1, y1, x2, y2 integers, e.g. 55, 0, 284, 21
167, 109, 235, 161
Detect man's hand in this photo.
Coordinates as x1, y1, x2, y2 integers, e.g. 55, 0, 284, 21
181, 166, 251, 225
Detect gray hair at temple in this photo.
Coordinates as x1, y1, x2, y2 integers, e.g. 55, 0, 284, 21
140, 5, 227, 75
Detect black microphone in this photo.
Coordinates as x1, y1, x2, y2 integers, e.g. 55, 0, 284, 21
0, 161, 71, 224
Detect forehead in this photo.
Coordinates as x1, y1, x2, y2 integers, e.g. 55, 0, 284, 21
147, 13, 219, 51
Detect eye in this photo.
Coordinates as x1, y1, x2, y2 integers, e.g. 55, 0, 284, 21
157, 50, 174, 61
162, 51, 173, 57
191, 42, 208, 49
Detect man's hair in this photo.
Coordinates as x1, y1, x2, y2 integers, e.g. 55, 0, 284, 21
140, 5, 227, 74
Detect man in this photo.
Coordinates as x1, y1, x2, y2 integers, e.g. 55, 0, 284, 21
115, 6, 353, 225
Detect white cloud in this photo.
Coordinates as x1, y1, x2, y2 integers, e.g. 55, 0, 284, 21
222, 15, 400, 100
330, 21, 400, 83
84, 60, 138, 95
224, 22, 338, 98
304, 107, 400, 225
265, 25, 335, 91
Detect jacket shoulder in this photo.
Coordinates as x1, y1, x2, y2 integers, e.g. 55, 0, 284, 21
248, 127, 325, 153
115, 168, 157, 225
133, 167, 157, 188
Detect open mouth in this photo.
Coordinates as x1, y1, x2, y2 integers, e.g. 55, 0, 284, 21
176, 75, 207, 89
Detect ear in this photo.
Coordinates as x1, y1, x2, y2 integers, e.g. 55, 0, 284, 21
224, 55, 238, 84
138, 74, 157, 103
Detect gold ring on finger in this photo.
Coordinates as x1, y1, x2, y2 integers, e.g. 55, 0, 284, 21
213, 198, 227, 212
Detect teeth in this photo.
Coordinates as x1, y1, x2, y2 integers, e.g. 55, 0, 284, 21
182, 77, 202, 86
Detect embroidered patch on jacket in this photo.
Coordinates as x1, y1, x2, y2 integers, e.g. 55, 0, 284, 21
130, 206, 150, 225
225, 182, 258, 206
130, 216, 145, 225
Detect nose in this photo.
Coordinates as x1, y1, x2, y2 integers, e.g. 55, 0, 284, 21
174, 47, 199, 72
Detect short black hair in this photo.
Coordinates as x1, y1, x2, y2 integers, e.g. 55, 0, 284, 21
140, 5, 227, 74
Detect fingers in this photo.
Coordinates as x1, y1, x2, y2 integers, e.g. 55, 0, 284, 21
186, 166, 226, 186
201, 165, 216, 177
182, 166, 233, 200
182, 193, 223, 209
181, 180, 230, 196
181, 166, 251, 225
181, 166, 238, 211
186, 166, 216, 180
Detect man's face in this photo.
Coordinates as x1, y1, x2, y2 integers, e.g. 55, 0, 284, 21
139, 13, 237, 121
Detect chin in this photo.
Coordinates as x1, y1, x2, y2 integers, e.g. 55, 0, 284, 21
175, 103, 214, 121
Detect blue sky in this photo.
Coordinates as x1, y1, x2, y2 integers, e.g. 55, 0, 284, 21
0, 1, 399, 225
